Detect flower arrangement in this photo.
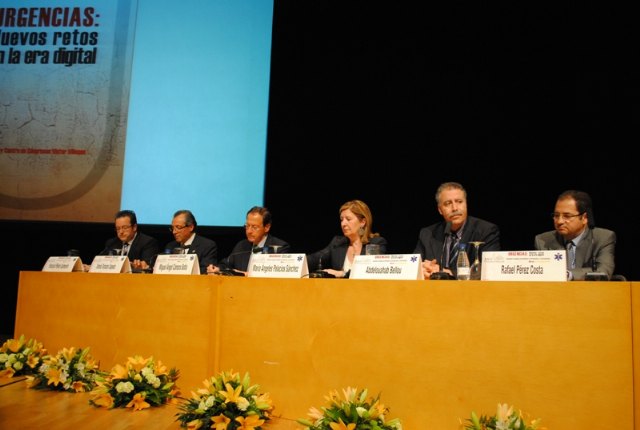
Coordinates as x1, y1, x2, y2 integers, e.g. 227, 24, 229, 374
461, 403, 544, 430
0, 334, 47, 378
297, 387, 403, 430
89, 355, 180, 411
26, 346, 104, 392
175, 369, 274, 430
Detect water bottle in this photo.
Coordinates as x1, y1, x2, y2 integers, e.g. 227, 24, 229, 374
456, 243, 470, 280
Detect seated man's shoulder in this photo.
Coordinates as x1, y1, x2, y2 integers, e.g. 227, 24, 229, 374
470, 216, 499, 229
197, 234, 217, 245
593, 227, 616, 239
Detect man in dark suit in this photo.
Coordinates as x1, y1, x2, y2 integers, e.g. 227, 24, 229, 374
99, 209, 160, 271
414, 182, 500, 279
207, 206, 290, 276
534, 190, 616, 280
164, 209, 217, 274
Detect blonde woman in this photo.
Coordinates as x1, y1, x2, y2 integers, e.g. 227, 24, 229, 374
308, 200, 387, 278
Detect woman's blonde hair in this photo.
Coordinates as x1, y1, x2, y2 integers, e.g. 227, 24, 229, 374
339, 199, 380, 244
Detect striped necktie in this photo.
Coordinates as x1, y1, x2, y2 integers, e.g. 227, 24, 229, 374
448, 234, 460, 268
122, 243, 129, 256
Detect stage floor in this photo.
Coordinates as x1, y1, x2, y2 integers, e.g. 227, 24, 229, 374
0, 377, 299, 430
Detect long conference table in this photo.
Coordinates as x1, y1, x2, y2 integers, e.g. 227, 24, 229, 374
2, 272, 639, 429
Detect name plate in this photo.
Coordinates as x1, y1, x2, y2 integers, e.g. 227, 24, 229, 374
481, 250, 567, 281
153, 254, 200, 275
247, 253, 309, 278
89, 255, 131, 273
350, 254, 423, 280
42, 256, 84, 272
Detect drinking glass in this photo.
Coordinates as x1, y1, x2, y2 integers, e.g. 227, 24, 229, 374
270, 245, 282, 254
365, 244, 381, 255
468, 241, 484, 280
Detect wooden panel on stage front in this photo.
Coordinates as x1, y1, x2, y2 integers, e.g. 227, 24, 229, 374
216, 278, 634, 429
14, 272, 217, 391
11, 273, 635, 429
633, 282, 640, 430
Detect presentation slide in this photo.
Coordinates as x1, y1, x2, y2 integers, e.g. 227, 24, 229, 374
0, 0, 274, 227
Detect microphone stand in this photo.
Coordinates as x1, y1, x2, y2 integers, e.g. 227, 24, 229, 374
309, 253, 335, 278
309, 237, 347, 278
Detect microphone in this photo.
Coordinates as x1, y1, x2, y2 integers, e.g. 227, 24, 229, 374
216, 247, 258, 276
310, 236, 349, 278
430, 221, 456, 280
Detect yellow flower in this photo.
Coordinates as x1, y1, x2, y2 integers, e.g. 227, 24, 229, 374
25, 375, 38, 387
219, 382, 243, 404
235, 414, 265, 430
126, 392, 151, 411
324, 389, 340, 405
342, 386, 357, 402
221, 369, 240, 385
71, 381, 87, 392
254, 392, 273, 410
169, 386, 182, 402
496, 403, 514, 422
329, 418, 356, 430
46, 368, 63, 386
0, 368, 15, 378
212, 414, 231, 430
110, 363, 128, 380
26, 354, 41, 369
186, 419, 203, 429
307, 406, 324, 420
6, 338, 23, 353
368, 399, 386, 419
154, 359, 168, 376
61, 347, 76, 362
127, 355, 150, 373
91, 392, 115, 409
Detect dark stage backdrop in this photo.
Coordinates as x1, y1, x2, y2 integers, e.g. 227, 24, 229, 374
1, 3, 637, 336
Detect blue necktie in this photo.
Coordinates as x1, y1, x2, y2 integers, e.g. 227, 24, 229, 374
566, 241, 576, 269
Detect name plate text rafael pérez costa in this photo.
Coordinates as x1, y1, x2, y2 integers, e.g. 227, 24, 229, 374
350, 254, 423, 280
42, 256, 84, 272
89, 255, 132, 273
153, 254, 200, 275
247, 253, 309, 278
481, 250, 567, 281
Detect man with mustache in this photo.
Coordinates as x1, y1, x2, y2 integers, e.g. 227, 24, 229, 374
414, 182, 501, 279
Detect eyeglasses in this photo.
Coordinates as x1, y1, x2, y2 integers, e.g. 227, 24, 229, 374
551, 212, 584, 221
115, 225, 132, 232
169, 224, 189, 232
244, 224, 263, 231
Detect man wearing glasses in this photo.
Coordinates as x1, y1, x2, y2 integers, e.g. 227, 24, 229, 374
165, 209, 218, 274
98, 209, 160, 271
206, 206, 290, 276
534, 190, 616, 280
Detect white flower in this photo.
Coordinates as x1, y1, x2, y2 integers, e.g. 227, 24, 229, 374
236, 397, 250, 411
116, 381, 135, 393
0, 353, 8, 363
205, 395, 215, 408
